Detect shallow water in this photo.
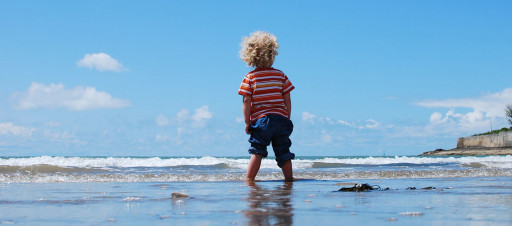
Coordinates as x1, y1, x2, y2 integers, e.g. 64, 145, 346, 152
1, 178, 512, 225
1, 156, 511, 225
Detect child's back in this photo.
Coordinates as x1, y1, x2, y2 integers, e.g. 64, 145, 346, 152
237, 31, 295, 182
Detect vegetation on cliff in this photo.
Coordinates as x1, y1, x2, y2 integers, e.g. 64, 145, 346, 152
471, 105, 512, 137
473, 127, 512, 137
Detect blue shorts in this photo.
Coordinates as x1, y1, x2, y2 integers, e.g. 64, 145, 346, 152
248, 114, 295, 168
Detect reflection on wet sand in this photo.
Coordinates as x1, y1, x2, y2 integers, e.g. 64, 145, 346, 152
245, 181, 294, 225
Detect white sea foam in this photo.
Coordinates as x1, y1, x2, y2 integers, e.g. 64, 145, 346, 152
0, 156, 237, 168
1, 155, 511, 169
315, 155, 512, 168
1, 168, 511, 183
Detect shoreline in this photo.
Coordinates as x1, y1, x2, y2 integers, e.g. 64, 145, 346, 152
420, 147, 512, 156
1, 178, 512, 225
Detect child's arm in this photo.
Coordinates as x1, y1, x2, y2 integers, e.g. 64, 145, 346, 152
243, 95, 252, 134
283, 93, 291, 119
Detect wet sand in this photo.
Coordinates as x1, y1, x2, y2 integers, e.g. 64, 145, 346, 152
1, 177, 511, 225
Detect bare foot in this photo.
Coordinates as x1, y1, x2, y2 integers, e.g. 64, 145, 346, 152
245, 178, 256, 186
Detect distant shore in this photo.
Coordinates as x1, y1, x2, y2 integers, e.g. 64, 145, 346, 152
421, 130, 512, 156
420, 147, 512, 156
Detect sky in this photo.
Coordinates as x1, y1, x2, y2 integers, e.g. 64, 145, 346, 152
1, 1, 511, 157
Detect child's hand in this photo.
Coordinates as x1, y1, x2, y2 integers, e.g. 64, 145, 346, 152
245, 124, 251, 134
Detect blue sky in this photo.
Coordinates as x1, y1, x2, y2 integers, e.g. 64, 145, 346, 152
1, 1, 511, 156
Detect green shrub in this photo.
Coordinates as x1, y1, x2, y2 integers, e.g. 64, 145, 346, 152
473, 127, 512, 136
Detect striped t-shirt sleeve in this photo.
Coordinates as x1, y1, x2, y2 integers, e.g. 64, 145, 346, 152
282, 75, 294, 94
238, 74, 253, 96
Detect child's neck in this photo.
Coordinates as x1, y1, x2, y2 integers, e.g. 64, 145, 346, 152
257, 66, 273, 70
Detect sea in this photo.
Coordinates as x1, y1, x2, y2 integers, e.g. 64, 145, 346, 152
1, 155, 512, 225
1, 155, 511, 183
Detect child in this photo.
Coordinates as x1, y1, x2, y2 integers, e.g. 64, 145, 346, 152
237, 31, 295, 182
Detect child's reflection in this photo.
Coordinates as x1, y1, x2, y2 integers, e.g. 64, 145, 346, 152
244, 181, 294, 225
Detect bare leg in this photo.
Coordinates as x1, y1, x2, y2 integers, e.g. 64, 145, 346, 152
281, 160, 293, 182
246, 154, 263, 182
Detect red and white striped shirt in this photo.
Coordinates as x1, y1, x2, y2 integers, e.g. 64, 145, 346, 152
238, 68, 294, 122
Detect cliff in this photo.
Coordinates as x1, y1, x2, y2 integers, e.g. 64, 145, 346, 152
421, 131, 512, 156
457, 131, 512, 148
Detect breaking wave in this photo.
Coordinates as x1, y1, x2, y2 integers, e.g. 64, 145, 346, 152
1, 155, 511, 183
2, 155, 512, 169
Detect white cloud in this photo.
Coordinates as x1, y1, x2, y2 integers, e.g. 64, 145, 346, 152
191, 105, 213, 127
417, 88, 512, 119
361, 119, 380, 129
77, 53, 125, 72
13, 82, 131, 111
176, 109, 190, 122
417, 88, 512, 134
0, 122, 34, 137
301, 111, 386, 130
302, 112, 317, 124
336, 119, 355, 127
424, 109, 492, 135
154, 106, 214, 147
161, 106, 213, 127
156, 114, 170, 126
429, 112, 444, 124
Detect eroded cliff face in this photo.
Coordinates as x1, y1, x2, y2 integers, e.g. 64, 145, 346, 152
457, 132, 512, 148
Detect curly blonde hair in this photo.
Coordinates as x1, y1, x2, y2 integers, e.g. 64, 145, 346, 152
239, 31, 279, 68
